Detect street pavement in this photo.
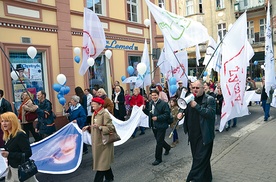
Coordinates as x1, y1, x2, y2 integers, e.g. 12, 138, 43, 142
35, 105, 276, 182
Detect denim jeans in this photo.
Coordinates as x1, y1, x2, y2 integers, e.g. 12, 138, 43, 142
261, 100, 270, 120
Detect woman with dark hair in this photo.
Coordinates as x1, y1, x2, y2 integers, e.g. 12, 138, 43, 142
75, 86, 88, 115
1, 112, 38, 182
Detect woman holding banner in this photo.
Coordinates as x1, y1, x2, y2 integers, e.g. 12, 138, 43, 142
82, 97, 114, 182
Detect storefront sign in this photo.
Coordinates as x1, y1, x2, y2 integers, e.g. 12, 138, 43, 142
106, 40, 134, 50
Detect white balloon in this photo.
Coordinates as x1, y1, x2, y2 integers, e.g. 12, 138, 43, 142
144, 19, 150, 27
74, 47, 81, 55
105, 50, 112, 59
57, 74, 66, 85
203, 76, 207, 81
10, 71, 18, 80
87, 57, 95, 66
137, 63, 147, 75
27, 46, 37, 59
261, 65, 265, 69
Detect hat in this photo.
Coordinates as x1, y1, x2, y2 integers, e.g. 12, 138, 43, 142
92, 97, 105, 105
178, 81, 183, 84
16, 64, 25, 71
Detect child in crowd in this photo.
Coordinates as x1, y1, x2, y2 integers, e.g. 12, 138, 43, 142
124, 90, 131, 119
169, 98, 179, 148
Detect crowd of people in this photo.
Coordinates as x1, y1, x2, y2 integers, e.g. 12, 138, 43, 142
1, 75, 276, 182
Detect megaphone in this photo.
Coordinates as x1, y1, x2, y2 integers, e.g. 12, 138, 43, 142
177, 93, 195, 109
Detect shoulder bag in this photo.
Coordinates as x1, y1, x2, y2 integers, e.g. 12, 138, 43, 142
25, 112, 38, 122
100, 113, 121, 145
18, 153, 38, 182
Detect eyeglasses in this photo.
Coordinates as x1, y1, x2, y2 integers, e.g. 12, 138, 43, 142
192, 87, 202, 89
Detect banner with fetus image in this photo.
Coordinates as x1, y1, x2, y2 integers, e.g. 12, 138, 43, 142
30, 123, 83, 174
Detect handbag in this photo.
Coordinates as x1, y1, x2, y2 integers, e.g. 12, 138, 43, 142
101, 127, 121, 145
18, 153, 38, 182
25, 112, 38, 122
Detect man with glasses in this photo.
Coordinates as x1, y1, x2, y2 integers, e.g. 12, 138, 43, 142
177, 80, 215, 182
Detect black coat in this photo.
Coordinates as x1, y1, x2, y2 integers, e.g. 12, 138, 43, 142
0, 98, 13, 114
112, 92, 126, 119
148, 99, 170, 129
4, 131, 32, 168
36, 99, 56, 134
183, 94, 216, 145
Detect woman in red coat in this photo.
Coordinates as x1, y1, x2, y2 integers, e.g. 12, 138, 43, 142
129, 88, 145, 137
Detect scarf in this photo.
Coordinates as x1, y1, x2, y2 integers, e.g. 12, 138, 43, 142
18, 99, 28, 120
94, 106, 103, 116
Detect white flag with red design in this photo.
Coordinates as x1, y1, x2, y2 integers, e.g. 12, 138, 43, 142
219, 12, 254, 131
79, 8, 106, 76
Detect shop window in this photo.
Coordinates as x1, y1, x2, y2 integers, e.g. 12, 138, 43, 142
128, 55, 141, 91
88, 55, 108, 92
87, 0, 105, 15
127, 0, 140, 23
9, 52, 45, 113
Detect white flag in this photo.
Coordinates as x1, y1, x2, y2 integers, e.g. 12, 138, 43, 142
79, 8, 106, 75
219, 12, 254, 132
158, 47, 188, 95
145, 0, 209, 51
196, 44, 201, 66
135, 39, 151, 88
265, 0, 276, 95
203, 36, 221, 73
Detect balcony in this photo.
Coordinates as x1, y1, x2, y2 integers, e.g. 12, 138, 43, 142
235, 0, 265, 12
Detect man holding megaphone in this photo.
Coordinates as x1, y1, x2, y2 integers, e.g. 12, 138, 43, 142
177, 80, 215, 182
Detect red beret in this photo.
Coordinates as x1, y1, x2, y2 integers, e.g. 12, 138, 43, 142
92, 97, 105, 105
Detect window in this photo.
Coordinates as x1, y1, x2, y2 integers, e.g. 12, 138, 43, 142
128, 55, 141, 91
88, 55, 108, 92
87, 0, 105, 15
259, 18, 266, 38
244, 0, 248, 7
199, 0, 203, 13
218, 23, 226, 40
186, 0, 194, 16
247, 21, 254, 43
158, 0, 165, 8
9, 52, 45, 113
216, 0, 224, 9
127, 0, 139, 22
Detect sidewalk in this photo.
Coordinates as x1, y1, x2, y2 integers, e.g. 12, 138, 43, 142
211, 116, 276, 182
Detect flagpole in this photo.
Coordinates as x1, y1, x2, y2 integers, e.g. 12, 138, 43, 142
199, 37, 225, 79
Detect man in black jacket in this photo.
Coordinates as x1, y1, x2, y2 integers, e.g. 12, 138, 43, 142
149, 89, 171, 166
178, 80, 215, 182
0, 89, 13, 148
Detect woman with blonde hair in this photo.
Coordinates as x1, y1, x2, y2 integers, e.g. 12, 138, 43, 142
1, 112, 38, 182
18, 91, 41, 142
97, 88, 114, 115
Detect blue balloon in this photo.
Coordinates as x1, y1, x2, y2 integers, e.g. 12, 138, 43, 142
170, 85, 177, 95
58, 97, 66, 105
57, 93, 64, 99
127, 66, 134, 75
63, 86, 70, 95
121, 76, 126, 81
53, 83, 62, 92
203, 71, 208, 76
253, 60, 258, 65
59, 86, 66, 95
74, 56, 80, 63
169, 77, 177, 86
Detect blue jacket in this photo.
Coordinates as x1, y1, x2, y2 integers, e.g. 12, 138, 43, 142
67, 103, 87, 129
